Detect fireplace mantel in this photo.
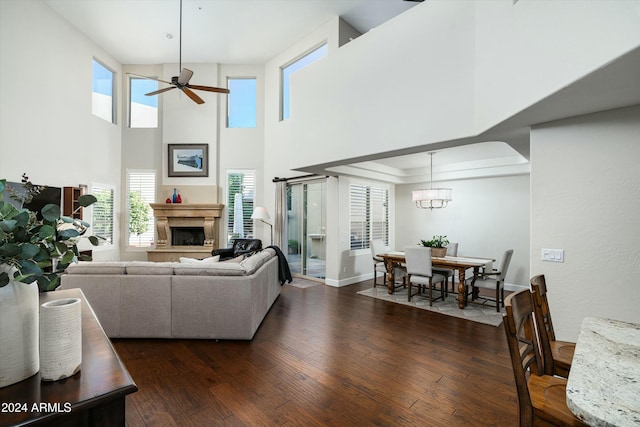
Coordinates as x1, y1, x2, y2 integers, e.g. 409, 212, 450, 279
147, 203, 224, 262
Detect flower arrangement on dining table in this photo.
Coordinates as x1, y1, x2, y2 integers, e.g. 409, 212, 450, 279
420, 235, 450, 248
0, 174, 100, 291
419, 235, 450, 257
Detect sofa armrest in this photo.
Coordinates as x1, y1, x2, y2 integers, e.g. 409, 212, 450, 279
211, 247, 234, 259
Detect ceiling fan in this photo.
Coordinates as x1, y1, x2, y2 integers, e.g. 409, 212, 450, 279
127, 0, 229, 105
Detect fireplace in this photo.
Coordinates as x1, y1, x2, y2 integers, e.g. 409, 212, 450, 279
171, 227, 205, 246
147, 203, 224, 262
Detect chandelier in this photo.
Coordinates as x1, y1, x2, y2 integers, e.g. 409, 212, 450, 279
412, 152, 452, 209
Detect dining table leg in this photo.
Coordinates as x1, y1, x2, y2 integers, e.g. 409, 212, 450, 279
456, 266, 481, 308
384, 258, 396, 294
456, 268, 466, 309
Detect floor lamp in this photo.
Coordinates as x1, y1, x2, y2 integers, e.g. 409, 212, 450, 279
251, 206, 273, 245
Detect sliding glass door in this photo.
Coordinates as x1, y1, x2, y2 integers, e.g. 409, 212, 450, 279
286, 179, 326, 279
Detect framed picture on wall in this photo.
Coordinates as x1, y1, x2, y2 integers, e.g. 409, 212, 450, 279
168, 144, 209, 177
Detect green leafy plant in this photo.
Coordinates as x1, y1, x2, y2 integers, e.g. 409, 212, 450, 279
128, 190, 150, 236
0, 175, 99, 291
420, 235, 450, 248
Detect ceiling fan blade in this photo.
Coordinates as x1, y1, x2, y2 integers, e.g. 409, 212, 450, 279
145, 86, 176, 96
126, 72, 173, 85
177, 68, 193, 85
186, 84, 230, 94
182, 87, 205, 104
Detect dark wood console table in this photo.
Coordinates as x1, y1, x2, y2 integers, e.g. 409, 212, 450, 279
0, 288, 137, 427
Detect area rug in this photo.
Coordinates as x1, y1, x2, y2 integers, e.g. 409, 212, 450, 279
357, 287, 504, 327
285, 277, 323, 289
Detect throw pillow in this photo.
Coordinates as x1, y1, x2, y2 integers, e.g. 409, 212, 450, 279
179, 255, 220, 264
222, 254, 245, 263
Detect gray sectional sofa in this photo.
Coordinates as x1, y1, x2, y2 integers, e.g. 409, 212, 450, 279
60, 248, 280, 340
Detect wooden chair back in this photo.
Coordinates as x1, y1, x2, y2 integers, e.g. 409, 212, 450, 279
531, 274, 569, 377
503, 289, 543, 425
530, 274, 556, 335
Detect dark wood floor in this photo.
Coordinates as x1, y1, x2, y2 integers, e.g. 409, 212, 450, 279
114, 280, 518, 426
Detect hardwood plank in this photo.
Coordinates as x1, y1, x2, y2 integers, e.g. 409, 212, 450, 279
113, 279, 518, 426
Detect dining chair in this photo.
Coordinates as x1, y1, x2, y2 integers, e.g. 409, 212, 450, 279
530, 274, 576, 378
433, 242, 458, 292
370, 239, 387, 288
503, 289, 587, 427
404, 246, 447, 306
469, 249, 513, 312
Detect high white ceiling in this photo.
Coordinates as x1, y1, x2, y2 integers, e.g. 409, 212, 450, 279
43, 0, 526, 181
44, 0, 420, 65
42, 0, 640, 183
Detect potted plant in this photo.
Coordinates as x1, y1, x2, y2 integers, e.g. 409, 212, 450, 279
419, 235, 450, 257
0, 174, 99, 388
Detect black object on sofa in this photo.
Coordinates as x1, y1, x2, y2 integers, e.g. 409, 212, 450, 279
212, 238, 262, 261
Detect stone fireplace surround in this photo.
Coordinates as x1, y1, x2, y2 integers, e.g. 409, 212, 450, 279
147, 203, 224, 262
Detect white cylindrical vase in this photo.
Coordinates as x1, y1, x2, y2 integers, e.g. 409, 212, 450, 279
39, 297, 82, 382
0, 274, 39, 388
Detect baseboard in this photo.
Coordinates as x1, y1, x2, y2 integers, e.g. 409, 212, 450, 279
325, 273, 374, 287
504, 283, 528, 292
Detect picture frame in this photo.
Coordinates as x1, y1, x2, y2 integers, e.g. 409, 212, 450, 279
168, 144, 209, 177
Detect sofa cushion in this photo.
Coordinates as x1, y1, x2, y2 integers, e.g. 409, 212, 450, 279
126, 261, 178, 275
222, 254, 244, 263
179, 255, 220, 264
240, 249, 274, 275
66, 261, 128, 275
173, 262, 246, 276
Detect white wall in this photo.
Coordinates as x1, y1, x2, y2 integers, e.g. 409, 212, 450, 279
291, 1, 476, 168
326, 176, 398, 287
530, 105, 640, 341
0, 0, 122, 261
396, 175, 530, 288
289, 0, 640, 171
474, 0, 640, 132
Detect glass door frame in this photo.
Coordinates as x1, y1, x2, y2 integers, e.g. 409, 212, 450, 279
285, 178, 326, 279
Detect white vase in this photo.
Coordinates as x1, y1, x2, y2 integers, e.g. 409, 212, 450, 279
39, 297, 82, 381
0, 269, 40, 388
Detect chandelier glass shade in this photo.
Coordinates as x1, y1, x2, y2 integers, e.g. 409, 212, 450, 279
412, 152, 452, 209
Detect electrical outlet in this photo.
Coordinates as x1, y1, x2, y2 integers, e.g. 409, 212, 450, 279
541, 248, 564, 263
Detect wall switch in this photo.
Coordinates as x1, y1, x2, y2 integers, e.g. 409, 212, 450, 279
541, 248, 564, 263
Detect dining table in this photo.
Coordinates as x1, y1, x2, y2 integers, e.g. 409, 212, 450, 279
566, 316, 640, 427
379, 251, 494, 309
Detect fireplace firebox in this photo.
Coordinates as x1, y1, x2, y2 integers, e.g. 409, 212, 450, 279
171, 227, 205, 246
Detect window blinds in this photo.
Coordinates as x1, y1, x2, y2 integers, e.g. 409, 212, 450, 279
349, 184, 389, 250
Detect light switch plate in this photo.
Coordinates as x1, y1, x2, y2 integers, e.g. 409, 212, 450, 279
541, 248, 564, 263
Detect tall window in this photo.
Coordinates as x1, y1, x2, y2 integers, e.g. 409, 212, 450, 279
129, 77, 158, 128
91, 183, 115, 246
349, 184, 389, 250
92, 59, 114, 123
127, 170, 156, 248
281, 43, 328, 121
227, 78, 257, 128
226, 170, 256, 245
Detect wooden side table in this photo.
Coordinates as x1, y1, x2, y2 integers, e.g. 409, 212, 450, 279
0, 288, 137, 427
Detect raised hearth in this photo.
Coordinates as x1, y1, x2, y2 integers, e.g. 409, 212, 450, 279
147, 203, 224, 262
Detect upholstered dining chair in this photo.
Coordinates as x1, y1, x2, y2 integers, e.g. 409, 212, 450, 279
469, 249, 513, 312
433, 242, 458, 292
530, 274, 576, 378
503, 289, 587, 427
370, 239, 387, 288
404, 246, 447, 306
